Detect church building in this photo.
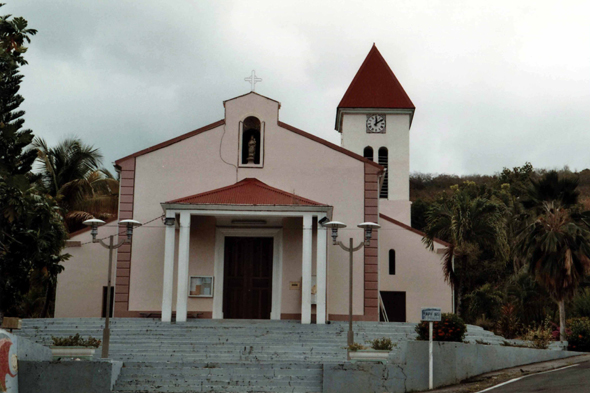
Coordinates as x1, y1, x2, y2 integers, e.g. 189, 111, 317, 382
56, 45, 451, 323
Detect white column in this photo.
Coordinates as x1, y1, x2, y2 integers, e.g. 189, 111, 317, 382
175, 212, 191, 323
301, 214, 313, 324
316, 219, 327, 324
161, 211, 176, 322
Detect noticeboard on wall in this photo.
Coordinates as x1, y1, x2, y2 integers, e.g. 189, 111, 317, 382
189, 276, 213, 298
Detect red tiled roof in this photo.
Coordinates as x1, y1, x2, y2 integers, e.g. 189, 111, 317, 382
338, 44, 415, 110
379, 213, 450, 247
166, 178, 328, 206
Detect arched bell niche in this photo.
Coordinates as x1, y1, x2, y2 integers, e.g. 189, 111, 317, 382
240, 116, 264, 167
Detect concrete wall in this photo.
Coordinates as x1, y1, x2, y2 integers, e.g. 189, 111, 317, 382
15, 335, 52, 362
19, 359, 122, 393
0, 330, 52, 393
323, 341, 581, 393
378, 216, 452, 322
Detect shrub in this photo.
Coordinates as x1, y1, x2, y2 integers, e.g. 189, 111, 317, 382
464, 284, 503, 321
51, 333, 101, 348
567, 317, 590, 352
475, 315, 496, 332
415, 313, 467, 342
571, 289, 590, 318
346, 342, 366, 352
550, 321, 571, 341
522, 321, 552, 349
496, 303, 522, 339
367, 337, 395, 351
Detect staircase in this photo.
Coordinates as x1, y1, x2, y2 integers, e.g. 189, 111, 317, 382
18, 318, 507, 392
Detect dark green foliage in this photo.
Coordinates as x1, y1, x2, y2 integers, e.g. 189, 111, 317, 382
567, 317, 590, 352
415, 313, 467, 342
504, 270, 554, 327
411, 198, 429, 231
464, 283, 504, 321
521, 170, 580, 211
495, 303, 522, 339
571, 288, 590, 318
0, 6, 69, 318
33, 137, 118, 233
51, 333, 101, 348
0, 6, 37, 182
0, 188, 70, 317
516, 201, 590, 302
422, 181, 508, 318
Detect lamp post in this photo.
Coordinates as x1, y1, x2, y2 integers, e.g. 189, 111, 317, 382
323, 221, 380, 346
82, 218, 142, 358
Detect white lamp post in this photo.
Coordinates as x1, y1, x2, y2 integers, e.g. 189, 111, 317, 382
82, 218, 142, 358
323, 220, 380, 346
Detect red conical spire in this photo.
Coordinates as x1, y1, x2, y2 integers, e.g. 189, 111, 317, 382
338, 44, 414, 110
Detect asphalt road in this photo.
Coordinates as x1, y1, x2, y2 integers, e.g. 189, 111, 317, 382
484, 361, 590, 392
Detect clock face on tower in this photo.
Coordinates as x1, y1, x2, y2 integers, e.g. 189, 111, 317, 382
366, 114, 386, 133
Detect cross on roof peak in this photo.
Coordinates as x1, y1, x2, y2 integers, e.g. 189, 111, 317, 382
245, 70, 262, 92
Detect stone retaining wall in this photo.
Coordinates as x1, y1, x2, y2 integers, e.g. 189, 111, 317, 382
324, 341, 582, 393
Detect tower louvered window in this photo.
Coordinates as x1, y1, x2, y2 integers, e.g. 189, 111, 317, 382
379, 147, 388, 198
363, 146, 374, 161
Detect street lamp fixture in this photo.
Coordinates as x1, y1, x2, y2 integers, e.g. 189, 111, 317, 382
82, 218, 142, 358
323, 220, 380, 346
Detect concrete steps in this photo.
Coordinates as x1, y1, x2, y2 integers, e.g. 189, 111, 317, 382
17, 318, 508, 392
113, 362, 323, 393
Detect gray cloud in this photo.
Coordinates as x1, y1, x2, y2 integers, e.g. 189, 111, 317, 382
8, 0, 590, 175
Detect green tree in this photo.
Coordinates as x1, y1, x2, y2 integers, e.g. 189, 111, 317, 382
33, 137, 119, 232
0, 6, 69, 318
422, 182, 508, 316
516, 201, 590, 340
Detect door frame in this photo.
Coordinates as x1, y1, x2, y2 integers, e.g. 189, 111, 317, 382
213, 227, 283, 320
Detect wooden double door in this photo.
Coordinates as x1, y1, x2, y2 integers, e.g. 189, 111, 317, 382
223, 237, 273, 319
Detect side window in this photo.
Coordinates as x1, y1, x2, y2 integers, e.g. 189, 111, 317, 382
240, 116, 264, 167
389, 249, 395, 275
379, 147, 388, 198
363, 146, 374, 161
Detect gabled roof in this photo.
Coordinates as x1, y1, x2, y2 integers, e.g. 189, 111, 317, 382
338, 44, 415, 110
379, 213, 450, 247
165, 178, 328, 206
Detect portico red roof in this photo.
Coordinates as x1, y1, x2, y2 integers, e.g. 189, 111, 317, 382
338, 44, 415, 110
165, 178, 328, 206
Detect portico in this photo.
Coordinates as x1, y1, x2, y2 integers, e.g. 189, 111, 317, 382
159, 178, 332, 325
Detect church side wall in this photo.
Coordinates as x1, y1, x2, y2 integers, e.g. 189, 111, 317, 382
378, 218, 452, 322
55, 224, 120, 318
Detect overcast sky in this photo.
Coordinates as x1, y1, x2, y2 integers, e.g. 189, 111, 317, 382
8, 0, 590, 176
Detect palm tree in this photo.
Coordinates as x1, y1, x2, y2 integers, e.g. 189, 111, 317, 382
422, 183, 508, 315
516, 201, 590, 341
32, 137, 119, 232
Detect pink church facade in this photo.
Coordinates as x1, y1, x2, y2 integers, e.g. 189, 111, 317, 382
56, 47, 451, 323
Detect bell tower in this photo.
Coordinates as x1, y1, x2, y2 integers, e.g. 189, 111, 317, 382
336, 44, 415, 225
